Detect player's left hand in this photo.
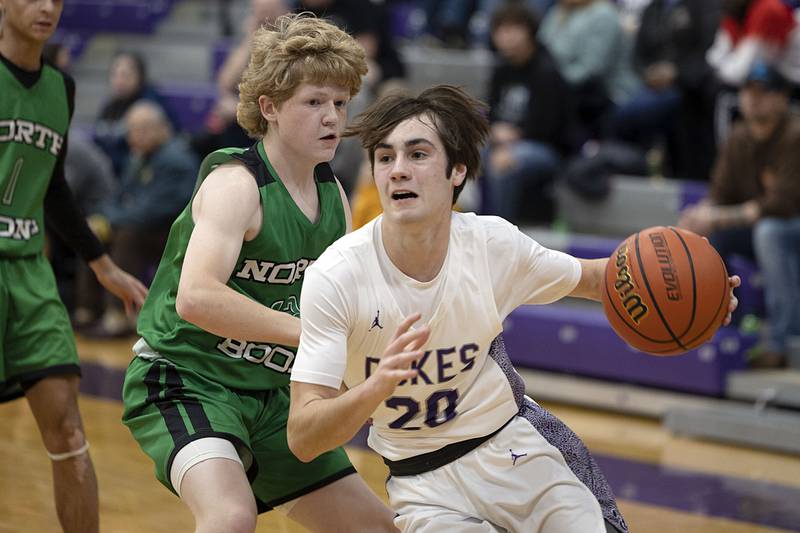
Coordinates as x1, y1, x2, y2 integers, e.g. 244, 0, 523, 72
89, 254, 148, 316
723, 275, 741, 327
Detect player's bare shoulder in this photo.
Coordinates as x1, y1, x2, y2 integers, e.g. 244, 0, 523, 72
192, 161, 263, 238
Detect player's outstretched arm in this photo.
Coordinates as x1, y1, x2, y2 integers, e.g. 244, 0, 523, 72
175, 164, 300, 346
89, 255, 148, 315
568, 258, 608, 301
569, 257, 740, 324
289, 314, 430, 462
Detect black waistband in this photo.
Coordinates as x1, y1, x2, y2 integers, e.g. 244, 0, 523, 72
383, 416, 514, 477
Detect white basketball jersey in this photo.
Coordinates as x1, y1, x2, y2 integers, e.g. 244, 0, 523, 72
293, 212, 581, 461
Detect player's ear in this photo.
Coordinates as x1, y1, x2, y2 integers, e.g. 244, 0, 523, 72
450, 163, 467, 188
258, 95, 278, 124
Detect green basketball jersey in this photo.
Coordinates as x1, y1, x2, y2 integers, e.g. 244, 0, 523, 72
137, 142, 346, 390
0, 59, 70, 257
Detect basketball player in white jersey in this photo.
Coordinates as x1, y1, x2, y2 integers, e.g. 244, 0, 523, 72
287, 85, 740, 532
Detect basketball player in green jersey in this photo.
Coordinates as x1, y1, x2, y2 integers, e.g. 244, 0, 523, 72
0, 1, 148, 532
122, 14, 397, 532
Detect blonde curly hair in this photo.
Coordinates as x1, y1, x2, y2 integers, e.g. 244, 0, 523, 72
237, 13, 368, 138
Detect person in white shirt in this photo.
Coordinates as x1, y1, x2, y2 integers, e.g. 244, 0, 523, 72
288, 85, 740, 533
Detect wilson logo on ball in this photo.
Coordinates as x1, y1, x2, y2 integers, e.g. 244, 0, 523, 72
613, 244, 649, 324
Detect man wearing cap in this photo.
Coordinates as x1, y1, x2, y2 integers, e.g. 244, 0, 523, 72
680, 61, 800, 368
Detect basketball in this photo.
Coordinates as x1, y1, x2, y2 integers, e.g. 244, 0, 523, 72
601, 226, 730, 356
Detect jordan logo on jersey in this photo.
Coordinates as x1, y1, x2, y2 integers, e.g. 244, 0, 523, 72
369, 309, 383, 331
510, 449, 527, 466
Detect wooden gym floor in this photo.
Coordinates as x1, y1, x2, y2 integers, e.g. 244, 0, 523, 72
0, 335, 798, 533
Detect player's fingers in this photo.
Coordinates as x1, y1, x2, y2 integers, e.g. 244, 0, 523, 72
728, 275, 741, 288
728, 295, 738, 313
123, 298, 133, 317
134, 279, 148, 304
386, 327, 428, 356
385, 350, 424, 369
387, 368, 418, 382
404, 325, 431, 352
378, 352, 424, 381
390, 312, 422, 342
128, 282, 146, 314
722, 295, 738, 326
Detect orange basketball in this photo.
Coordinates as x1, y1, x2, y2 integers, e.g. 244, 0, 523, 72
601, 226, 730, 356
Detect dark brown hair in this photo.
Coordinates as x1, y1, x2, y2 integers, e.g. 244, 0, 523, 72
490, 1, 541, 40
344, 85, 489, 204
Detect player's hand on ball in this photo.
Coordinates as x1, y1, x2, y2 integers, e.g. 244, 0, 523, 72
370, 313, 430, 399
724, 275, 741, 327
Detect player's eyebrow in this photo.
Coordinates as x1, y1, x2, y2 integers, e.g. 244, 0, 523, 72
376, 138, 435, 150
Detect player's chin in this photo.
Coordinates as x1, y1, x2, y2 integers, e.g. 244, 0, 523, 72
31, 24, 56, 39
318, 138, 340, 151
384, 209, 421, 225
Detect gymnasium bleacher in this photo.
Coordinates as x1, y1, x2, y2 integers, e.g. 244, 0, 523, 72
58, 0, 800, 454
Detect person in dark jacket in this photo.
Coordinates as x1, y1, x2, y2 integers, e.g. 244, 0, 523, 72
679, 63, 800, 367
612, 0, 721, 180
87, 100, 198, 336
484, 3, 575, 223
93, 51, 179, 178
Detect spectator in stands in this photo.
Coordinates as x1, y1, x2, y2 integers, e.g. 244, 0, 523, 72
93, 51, 178, 178
539, 0, 640, 139
297, 0, 405, 92
679, 62, 800, 367
62, 131, 117, 328
707, 0, 799, 87
43, 44, 115, 217
87, 101, 198, 337
193, 0, 290, 160
296, 0, 408, 192
611, 0, 721, 181
420, 0, 556, 47
480, 0, 556, 20
417, 0, 479, 48
484, 3, 574, 223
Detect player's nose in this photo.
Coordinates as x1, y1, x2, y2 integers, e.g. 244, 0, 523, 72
389, 155, 411, 180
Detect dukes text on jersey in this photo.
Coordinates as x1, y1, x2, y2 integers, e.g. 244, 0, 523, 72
367, 342, 481, 430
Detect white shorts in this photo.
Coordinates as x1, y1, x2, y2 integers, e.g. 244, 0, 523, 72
387, 415, 606, 533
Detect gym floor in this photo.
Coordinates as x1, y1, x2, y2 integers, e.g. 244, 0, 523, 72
0, 335, 798, 533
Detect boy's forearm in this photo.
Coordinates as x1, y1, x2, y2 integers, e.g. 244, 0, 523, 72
289, 381, 386, 462
569, 258, 608, 301
176, 279, 300, 346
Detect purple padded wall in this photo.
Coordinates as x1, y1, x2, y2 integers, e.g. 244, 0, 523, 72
503, 304, 755, 396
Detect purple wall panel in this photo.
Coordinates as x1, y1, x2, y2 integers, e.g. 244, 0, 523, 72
503, 304, 755, 396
